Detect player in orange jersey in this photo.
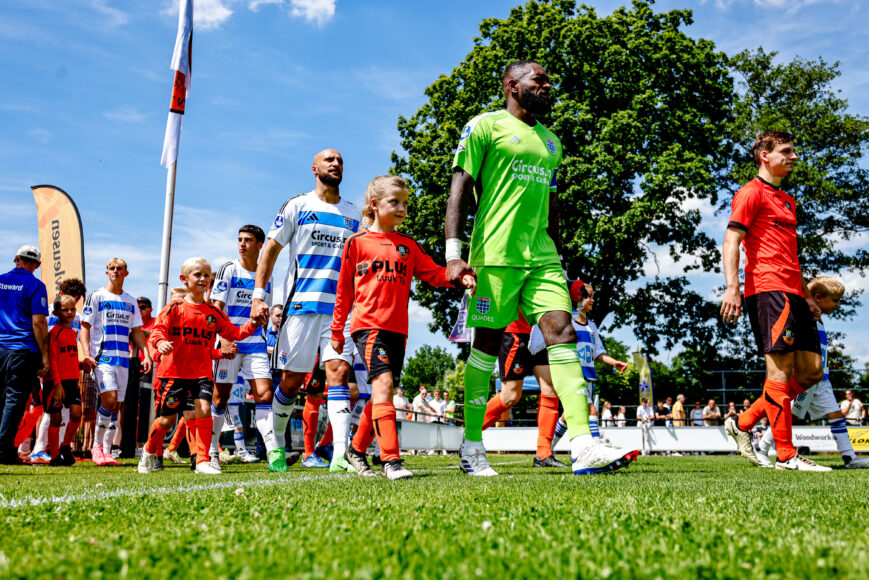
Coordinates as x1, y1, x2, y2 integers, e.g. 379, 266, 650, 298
138, 258, 265, 475
721, 132, 826, 471
331, 175, 475, 480
41, 295, 83, 466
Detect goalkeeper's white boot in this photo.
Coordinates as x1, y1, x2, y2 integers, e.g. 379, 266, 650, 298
775, 454, 832, 472
571, 437, 637, 475
459, 440, 498, 476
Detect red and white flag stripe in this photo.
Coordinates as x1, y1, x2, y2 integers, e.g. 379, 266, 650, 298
160, 0, 193, 169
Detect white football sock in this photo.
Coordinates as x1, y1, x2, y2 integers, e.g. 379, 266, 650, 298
271, 389, 295, 449
326, 386, 351, 460
210, 404, 227, 455
32, 413, 50, 455
256, 403, 277, 453
759, 427, 774, 456
95, 406, 111, 450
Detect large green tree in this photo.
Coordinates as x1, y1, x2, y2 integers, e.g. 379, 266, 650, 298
400, 345, 455, 394
392, 0, 733, 343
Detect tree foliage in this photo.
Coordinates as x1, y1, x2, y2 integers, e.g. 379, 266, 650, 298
400, 345, 455, 394
392, 0, 733, 340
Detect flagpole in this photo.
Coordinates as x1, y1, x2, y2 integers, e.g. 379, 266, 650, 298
157, 161, 177, 312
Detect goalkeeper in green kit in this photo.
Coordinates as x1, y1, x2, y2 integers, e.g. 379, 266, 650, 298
444, 60, 638, 476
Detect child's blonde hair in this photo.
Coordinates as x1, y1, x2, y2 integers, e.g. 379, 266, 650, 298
362, 175, 408, 225
180, 257, 211, 277
106, 257, 127, 270
808, 276, 844, 298
170, 286, 188, 300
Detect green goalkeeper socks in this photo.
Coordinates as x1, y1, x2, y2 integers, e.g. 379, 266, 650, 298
546, 343, 590, 437
463, 349, 497, 442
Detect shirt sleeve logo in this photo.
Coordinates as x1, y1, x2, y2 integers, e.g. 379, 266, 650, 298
215, 281, 228, 294
460, 125, 471, 140
545, 138, 556, 155
273, 215, 284, 229
41, 297, 47, 307
83, 306, 93, 316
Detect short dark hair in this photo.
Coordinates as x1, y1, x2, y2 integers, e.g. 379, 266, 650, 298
502, 60, 539, 83
59, 278, 86, 299
239, 225, 265, 244
750, 131, 793, 164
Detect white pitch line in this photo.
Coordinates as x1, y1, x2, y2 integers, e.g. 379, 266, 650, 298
0, 471, 344, 509
0, 458, 536, 509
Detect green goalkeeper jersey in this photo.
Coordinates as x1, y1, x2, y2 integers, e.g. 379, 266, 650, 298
453, 109, 562, 268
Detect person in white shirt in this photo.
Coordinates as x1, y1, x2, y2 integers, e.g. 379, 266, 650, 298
702, 399, 722, 426
690, 401, 705, 426
600, 401, 614, 427
393, 386, 411, 421
841, 390, 865, 426
429, 389, 447, 424
636, 398, 653, 425
616, 406, 627, 428
412, 385, 434, 422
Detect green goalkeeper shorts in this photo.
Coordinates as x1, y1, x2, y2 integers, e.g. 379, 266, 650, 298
467, 264, 571, 329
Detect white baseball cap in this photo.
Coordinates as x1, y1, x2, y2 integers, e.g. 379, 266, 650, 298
15, 245, 41, 261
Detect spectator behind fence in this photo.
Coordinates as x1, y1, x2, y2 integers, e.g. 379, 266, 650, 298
703, 399, 721, 426
393, 386, 412, 421
636, 398, 653, 425
0, 246, 49, 464
601, 401, 614, 427
664, 396, 674, 426
430, 388, 446, 423
616, 406, 627, 427
672, 394, 686, 427
840, 390, 864, 426
723, 401, 738, 422
444, 390, 456, 424
740, 398, 751, 415
412, 385, 434, 422
653, 399, 671, 427
691, 401, 704, 426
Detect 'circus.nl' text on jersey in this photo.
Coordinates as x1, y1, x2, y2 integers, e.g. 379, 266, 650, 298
211, 259, 272, 354
268, 191, 361, 317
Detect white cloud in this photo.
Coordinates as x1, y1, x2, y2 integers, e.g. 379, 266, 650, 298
86, 0, 129, 29
249, 0, 282, 11
408, 299, 434, 324
103, 107, 147, 123
289, 0, 336, 27
194, 0, 234, 30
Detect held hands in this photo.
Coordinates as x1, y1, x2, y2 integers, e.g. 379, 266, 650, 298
250, 298, 269, 325
331, 338, 344, 354
220, 342, 238, 360
720, 287, 742, 324
447, 259, 477, 294
82, 355, 97, 372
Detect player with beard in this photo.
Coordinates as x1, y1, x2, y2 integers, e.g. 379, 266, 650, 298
251, 149, 361, 473
445, 61, 637, 476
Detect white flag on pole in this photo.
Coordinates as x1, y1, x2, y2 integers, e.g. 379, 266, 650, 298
160, 0, 193, 168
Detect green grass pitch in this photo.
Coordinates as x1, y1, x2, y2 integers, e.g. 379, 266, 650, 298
1, 454, 867, 579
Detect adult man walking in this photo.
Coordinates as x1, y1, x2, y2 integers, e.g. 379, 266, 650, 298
444, 60, 636, 476
721, 131, 827, 471
251, 149, 361, 472
0, 245, 49, 464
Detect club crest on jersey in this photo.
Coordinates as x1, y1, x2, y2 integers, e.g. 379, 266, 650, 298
376, 346, 389, 364
476, 296, 490, 314
215, 281, 228, 294
344, 217, 356, 230
783, 329, 794, 345
512, 362, 523, 375
206, 314, 217, 329
279, 352, 289, 365
460, 125, 471, 140
165, 396, 179, 409
396, 244, 410, 260
273, 215, 284, 229
83, 306, 93, 316
218, 369, 228, 380
545, 138, 556, 154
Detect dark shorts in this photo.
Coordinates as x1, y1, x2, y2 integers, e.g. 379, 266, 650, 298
303, 365, 327, 396
155, 377, 214, 416
745, 291, 821, 355
42, 379, 82, 413
498, 332, 548, 380
352, 329, 406, 385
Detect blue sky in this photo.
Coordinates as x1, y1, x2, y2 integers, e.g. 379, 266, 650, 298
1, 0, 867, 367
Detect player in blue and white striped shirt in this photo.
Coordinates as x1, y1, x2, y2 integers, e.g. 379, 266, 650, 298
251, 149, 361, 473
80, 258, 151, 466
208, 225, 274, 471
